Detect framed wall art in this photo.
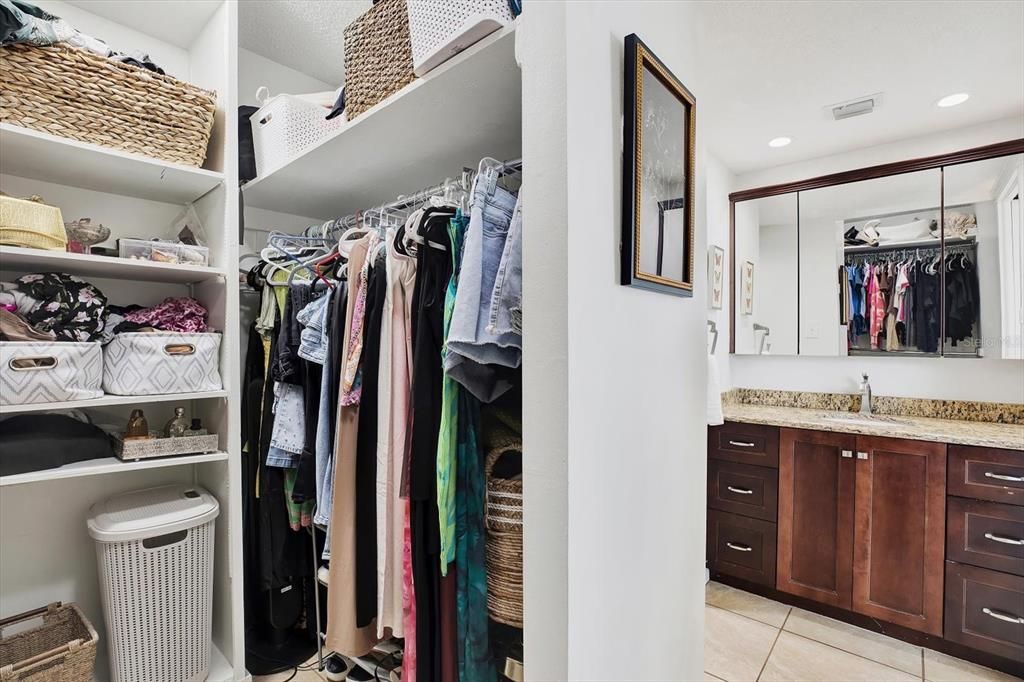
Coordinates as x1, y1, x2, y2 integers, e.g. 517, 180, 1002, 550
620, 33, 697, 297
709, 244, 724, 309
741, 260, 754, 315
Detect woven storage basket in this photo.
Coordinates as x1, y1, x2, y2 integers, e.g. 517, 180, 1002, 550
0, 196, 66, 251
343, 0, 416, 120
485, 439, 523, 628
0, 602, 98, 682
0, 44, 217, 167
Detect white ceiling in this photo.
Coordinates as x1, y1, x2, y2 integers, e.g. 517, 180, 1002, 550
65, 0, 222, 48
238, 0, 370, 86
695, 1, 1024, 174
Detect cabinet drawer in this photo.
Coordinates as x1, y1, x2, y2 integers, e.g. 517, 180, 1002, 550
945, 561, 1024, 664
709, 422, 780, 468
949, 445, 1024, 506
707, 509, 777, 587
708, 460, 778, 521
947, 497, 1024, 577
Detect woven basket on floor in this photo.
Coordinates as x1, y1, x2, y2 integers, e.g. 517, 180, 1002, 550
0, 44, 217, 167
485, 440, 523, 629
343, 0, 416, 120
0, 602, 98, 682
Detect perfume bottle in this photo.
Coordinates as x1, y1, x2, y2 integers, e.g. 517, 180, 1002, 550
183, 418, 208, 437
124, 409, 150, 440
164, 407, 189, 438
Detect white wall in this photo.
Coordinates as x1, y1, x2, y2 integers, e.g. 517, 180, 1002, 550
520, 4, 569, 679
562, 3, 706, 679
238, 48, 333, 107
37, 0, 190, 78
725, 118, 1024, 402
706, 154, 733, 386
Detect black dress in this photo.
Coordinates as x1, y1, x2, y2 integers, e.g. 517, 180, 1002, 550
355, 249, 389, 626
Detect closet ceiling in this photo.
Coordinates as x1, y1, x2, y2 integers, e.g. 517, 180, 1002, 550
696, 0, 1024, 174
238, 0, 371, 86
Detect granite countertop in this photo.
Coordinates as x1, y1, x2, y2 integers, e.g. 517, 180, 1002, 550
723, 403, 1024, 451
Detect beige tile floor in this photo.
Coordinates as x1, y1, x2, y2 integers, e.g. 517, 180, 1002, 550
254, 583, 1019, 682
705, 581, 1021, 682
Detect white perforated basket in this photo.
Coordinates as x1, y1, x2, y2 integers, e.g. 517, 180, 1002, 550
250, 92, 345, 178
87, 485, 219, 682
407, 0, 513, 77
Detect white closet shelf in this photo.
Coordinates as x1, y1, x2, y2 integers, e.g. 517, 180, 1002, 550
0, 390, 229, 415
0, 245, 225, 283
242, 25, 522, 219
0, 123, 224, 204
0, 451, 228, 487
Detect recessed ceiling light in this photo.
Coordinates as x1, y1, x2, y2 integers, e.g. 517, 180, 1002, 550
937, 93, 969, 108
768, 137, 792, 148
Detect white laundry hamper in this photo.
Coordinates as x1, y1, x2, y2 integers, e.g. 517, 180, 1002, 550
86, 485, 219, 682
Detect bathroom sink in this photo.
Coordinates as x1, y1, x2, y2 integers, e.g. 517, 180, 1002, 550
819, 413, 908, 428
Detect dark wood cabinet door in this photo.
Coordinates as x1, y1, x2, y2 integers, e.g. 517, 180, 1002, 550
777, 428, 856, 608
853, 436, 946, 635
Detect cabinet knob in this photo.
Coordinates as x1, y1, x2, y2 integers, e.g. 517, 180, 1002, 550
856, 451, 869, 460
841, 450, 853, 458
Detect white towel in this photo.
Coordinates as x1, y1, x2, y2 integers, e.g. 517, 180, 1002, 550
707, 354, 724, 426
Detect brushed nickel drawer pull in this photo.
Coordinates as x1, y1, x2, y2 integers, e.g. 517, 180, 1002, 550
985, 472, 1024, 483
985, 532, 1024, 546
728, 440, 756, 448
982, 607, 1024, 625
725, 542, 753, 552
726, 486, 754, 495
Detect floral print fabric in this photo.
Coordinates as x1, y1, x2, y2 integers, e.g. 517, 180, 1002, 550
15, 272, 107, 341
123, 296, 208, 333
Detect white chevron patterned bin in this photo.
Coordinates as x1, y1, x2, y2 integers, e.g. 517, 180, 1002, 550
0, 341, 103, 405
103, 332, 222, 396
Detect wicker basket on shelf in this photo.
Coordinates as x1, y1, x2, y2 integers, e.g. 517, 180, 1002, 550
0, 44, 217, 167
343, 0, 416, 120
0, 602, 98, 682
485, 438, 523, 629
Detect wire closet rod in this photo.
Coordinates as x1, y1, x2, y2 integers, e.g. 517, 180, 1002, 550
364, 156, 522, 216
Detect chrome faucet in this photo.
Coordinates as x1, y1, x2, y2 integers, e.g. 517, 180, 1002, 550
859, 372, 872, 415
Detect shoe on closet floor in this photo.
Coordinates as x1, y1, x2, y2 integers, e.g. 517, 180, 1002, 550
322, 654, 353, 681
317, 565, 329, 586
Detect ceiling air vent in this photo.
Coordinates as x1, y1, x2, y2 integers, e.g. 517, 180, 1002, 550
829, 93, 883, 121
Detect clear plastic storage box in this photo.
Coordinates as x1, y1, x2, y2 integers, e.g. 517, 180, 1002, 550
118, 238, 209, 266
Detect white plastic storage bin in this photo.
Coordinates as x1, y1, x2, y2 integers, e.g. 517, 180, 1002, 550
118, 238, 210, 266
87, 485, 219, 682
102, 332, 222, 395
250, 92, 346, 178
407, 0, 513, 77
0, 341, 103, 405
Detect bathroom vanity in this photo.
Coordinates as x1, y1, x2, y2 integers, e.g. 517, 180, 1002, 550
707, 404, 1024, 676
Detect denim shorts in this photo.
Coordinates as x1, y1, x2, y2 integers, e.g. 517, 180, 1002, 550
444, 167, 521, 403
489, 188, 523, 337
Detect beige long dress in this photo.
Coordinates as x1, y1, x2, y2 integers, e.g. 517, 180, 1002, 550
325, 236, 379, 656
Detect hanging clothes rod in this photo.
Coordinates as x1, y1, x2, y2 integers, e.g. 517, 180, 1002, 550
343, 157, 523, 220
